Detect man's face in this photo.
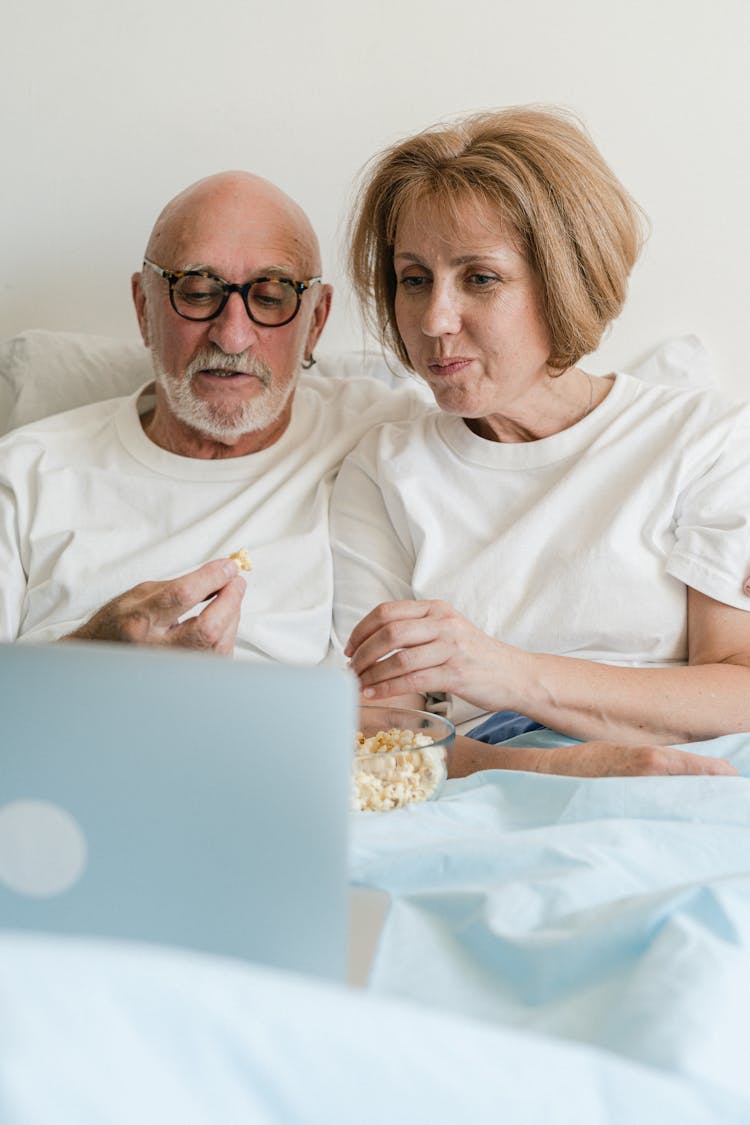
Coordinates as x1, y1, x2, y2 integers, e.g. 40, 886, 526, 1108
133, 177, 330, 451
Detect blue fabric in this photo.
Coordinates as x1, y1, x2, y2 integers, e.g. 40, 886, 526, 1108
2, 932, 744, 1124
351, 729, 750, 1107
466, 709, 544, 742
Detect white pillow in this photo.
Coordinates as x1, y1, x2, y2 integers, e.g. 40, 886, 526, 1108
0, 329, 421, 435
0, 328, 714, 436
0, 330, 151, 435
624, 334, 715, 389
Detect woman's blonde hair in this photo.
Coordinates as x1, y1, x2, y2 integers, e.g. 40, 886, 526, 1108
348, 106, 647, 371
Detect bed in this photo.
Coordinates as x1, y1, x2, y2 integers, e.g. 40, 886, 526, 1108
1, 330, 748, 1122
353, 731, 750, 1105
2, 745, 750, 1122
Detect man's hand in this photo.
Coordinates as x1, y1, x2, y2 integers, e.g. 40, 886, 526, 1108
449, 735, 739, 778
65, 558, 246, 654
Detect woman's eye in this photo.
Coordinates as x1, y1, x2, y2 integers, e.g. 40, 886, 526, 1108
399, 275, 429, 290
466, 273, 498, 288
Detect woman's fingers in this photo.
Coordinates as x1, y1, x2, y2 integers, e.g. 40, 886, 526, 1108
347, 599, 511, 708
349, 616, 451, 679
347, 601, 465, 699
360, 643, 452, 699
345, 600, 450, 659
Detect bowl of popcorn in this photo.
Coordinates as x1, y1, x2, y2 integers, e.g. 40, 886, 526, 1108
353, 705, 455, 813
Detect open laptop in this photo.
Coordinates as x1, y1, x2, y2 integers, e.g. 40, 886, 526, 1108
0, 641, 375, 983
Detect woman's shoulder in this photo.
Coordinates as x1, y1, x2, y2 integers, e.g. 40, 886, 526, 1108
612, 370, 749, 428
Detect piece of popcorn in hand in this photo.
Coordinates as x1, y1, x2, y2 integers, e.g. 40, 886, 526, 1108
230, 548, 253, 572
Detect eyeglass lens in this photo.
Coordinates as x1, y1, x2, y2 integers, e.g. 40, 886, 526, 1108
172, 275, 299, 325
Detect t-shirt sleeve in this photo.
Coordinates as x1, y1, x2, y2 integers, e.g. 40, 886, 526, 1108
667, 405, 750, 608
330, 429, 416, 651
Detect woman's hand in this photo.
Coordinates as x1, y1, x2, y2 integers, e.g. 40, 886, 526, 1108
449, 735, 739, 778
345, 599, 522, 713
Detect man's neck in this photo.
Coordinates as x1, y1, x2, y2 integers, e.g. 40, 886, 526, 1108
140, 402, 294, 459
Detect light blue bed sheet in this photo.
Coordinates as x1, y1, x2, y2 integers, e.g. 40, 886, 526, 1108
0, 932, 745, 1125
351, 730, 750, 1106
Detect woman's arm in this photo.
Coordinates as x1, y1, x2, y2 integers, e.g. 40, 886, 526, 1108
331, 431, 418, 653
346, 588, 750, 745
448, 734, 738, 777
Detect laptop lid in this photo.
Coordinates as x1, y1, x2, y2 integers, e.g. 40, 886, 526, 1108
0, 641, 357, 982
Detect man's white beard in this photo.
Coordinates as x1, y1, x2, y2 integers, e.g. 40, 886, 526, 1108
151, 345, 300, 442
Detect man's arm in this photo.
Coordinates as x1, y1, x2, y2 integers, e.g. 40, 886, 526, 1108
64, 558, 246, 654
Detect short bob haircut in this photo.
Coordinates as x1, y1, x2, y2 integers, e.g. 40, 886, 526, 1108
348, 105, 647, 372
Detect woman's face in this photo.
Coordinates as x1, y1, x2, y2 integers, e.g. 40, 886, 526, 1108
393, 197, 553, 419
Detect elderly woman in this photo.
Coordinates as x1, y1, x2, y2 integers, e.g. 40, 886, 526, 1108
332, 106, 750, 779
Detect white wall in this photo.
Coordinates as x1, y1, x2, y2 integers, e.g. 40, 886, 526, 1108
3, 0, 749, 394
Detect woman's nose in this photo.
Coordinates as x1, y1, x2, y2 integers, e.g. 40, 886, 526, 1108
419, 284, 462, 337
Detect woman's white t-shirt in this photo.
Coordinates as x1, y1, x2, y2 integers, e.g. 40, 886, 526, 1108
331, 373, 750, 722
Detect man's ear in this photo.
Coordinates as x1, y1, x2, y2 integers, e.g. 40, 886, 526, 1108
304, 283, 333, 358
131, 272, 151, 347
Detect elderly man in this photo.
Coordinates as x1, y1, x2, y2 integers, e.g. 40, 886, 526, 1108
0, 172, 424, 658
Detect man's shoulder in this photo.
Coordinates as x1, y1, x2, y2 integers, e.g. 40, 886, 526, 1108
299, 368, 432, 423
0, 392, 131, 452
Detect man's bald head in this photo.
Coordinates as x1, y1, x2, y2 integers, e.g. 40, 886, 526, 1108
143, 170, 322, 278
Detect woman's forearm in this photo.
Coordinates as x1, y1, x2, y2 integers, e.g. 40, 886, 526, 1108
347, 597, 750, 746
511, 652, 750, 744
447, 732, 739, 778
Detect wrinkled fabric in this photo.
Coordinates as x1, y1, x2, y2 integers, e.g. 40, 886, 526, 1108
467, 709, 544, 742
351, 731, 750, 1103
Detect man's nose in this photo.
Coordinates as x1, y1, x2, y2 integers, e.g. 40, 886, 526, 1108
207, 292, 260, 353
420, 283, 462, 338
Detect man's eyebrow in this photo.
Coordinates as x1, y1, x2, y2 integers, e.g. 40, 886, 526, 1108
182, 262, 297, 278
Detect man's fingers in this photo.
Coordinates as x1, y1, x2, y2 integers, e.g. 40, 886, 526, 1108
169, 574, 246, 653
158, 558, 242, 616
71, 559, 246, 646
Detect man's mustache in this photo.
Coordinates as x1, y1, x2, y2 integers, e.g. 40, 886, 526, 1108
184, 347, 273, 388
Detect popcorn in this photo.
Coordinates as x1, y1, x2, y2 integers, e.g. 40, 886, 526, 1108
352, 726, 447, 812
230, 548, 253, 572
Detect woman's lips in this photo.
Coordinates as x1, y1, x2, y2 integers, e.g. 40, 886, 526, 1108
427, 358, 474, 377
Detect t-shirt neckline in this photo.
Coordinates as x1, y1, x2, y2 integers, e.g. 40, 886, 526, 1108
436, 372, 637, 469
114, 381, 311, 481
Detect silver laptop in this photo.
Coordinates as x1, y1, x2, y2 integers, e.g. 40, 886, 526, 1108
0, 641, 359, 982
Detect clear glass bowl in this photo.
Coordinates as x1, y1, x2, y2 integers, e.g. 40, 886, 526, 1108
352, 705, 455, 812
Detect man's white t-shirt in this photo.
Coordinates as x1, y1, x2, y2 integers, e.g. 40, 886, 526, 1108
331, 373, 750, 723
0, 372, 425, 659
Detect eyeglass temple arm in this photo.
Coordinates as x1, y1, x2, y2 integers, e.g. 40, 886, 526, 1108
296, 277, 322, 294
142, 257, 168, 278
